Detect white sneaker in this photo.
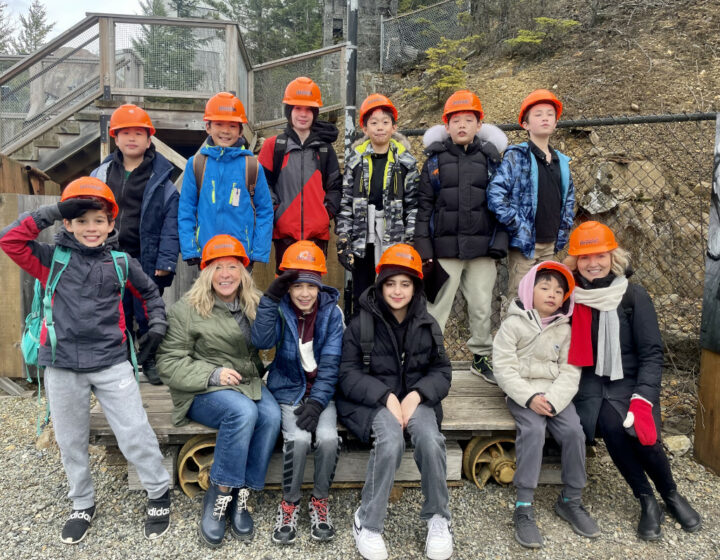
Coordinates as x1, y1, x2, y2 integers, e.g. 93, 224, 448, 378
425, 514, 453, 560
353, 509, 388, 560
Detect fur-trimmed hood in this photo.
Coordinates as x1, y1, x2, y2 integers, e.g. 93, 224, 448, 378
422, 123, 508, 153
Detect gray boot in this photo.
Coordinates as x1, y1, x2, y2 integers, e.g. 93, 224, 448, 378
554, 495, 601, 538
513, 505, 543, 548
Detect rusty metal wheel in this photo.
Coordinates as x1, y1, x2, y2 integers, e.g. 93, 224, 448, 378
462, 436, 516, 488
177, 434, 216, 498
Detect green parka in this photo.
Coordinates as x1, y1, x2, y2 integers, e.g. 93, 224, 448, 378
156, 297, 265, 426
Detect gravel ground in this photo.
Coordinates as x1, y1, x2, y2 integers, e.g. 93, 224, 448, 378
1, 395, 718, 560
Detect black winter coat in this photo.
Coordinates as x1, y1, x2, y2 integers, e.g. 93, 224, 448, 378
572, 273, 664, 442
414, 136, 504, 260
336, 287, 452, 442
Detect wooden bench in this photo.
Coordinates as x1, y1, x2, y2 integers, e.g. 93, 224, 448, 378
89, 364, 517, 496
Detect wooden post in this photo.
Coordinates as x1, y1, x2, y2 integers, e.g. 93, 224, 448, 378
225, 24, 239, 95
0, 195, 61, 377
695, 113, 720, 473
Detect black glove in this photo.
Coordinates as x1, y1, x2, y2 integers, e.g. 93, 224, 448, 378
185, 257, 201, 268
337, 247, 355, 272
294, 399, 324, 433
57, 198, 103, 220
265, 270, 299, 302
136, 330, 165, 365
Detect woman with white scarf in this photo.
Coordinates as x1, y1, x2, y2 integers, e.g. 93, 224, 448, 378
564, 221, 700, 541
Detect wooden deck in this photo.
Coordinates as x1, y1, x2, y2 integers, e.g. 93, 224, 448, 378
88, 367, 515, 445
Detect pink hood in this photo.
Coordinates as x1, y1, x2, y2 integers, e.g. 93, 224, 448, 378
517, 261, 575, 326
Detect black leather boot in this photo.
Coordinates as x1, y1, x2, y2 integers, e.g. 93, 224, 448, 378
663, 491, 701, 532
142, 357, 163, 385
199, 484, 232, 547
229, 487, 254, 541
637, 494, 663, 541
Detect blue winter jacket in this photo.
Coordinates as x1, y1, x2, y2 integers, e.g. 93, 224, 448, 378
92, 151, 180, 276
178, 141, 273, 263
487, 142, 575, 258
251, 286, 344, 407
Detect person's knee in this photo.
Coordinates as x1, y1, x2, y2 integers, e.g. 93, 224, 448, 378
375, 421, 405, 460
285, 428, 312, 450
315, 431, 340, 454
519, 421, 546, 445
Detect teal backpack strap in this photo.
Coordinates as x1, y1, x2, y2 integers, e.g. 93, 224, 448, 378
111, 251, 139, 382
42, 246, 72, 364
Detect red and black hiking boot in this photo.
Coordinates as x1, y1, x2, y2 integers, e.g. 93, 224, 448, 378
309, 495, 335, 542
272, 500, 299, 545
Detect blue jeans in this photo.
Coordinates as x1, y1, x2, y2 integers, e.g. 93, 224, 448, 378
187, 384, 281, 489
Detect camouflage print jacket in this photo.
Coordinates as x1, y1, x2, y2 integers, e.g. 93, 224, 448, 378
336, 133, 419, 258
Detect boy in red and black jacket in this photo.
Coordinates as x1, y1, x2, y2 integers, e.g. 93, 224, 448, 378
258, 76, 342, 271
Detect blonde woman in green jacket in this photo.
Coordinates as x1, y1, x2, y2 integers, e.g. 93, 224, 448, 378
156, 234, 281, 548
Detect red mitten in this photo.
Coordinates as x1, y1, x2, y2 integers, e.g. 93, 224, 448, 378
623, 396, 657, 446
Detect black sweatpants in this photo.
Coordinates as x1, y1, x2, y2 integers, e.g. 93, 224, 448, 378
596, 400, 676, 498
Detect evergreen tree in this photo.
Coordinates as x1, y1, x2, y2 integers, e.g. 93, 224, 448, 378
12, 0, 55, 55
132, 0, 206, 92
0, 2, 14, 55
207, 0, 323, 64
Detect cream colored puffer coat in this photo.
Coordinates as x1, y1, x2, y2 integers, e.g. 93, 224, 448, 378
492, 300, 580, 413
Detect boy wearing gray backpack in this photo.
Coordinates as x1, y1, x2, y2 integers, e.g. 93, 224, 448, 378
0, 177, 171, 544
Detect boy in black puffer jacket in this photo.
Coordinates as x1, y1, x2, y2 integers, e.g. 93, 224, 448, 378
414, 90, 508, 385
337, 244, 453, 560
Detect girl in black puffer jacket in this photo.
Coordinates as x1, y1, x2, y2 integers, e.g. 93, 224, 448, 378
337, 243, 454, 560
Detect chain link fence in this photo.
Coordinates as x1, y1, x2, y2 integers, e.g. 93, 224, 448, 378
406, 114, 714, 370
380, 0, 471, 72
251, 47, 345, 128
0, 24, 100, 151
114, 22, 226, 94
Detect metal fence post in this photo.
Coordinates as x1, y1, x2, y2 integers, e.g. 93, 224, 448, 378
380, 15, 384, 72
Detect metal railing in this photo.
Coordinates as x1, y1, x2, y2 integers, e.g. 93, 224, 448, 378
0, 13, 252, 155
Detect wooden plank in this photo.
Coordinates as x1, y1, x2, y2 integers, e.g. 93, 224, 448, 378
0, 377, 25, 396
695, 349, 720, 474
151, 136, 187, 171
0, 154, 28, 194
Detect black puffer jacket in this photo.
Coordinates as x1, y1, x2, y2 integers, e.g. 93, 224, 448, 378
414, 132, 504, 260
572, 272, 664, 442
336, 286, 452, 442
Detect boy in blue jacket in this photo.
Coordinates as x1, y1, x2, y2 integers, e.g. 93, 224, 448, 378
178, 92, 273, 268
487, 89, 575, 302
92, 104, 179, 384
0, 178, 171, 544
251, 240, 343, 546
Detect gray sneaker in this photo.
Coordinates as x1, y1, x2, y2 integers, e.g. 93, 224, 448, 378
513, 505, 543, 548
554, 496, 601, 538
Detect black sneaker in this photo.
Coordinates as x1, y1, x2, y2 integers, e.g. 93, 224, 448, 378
309, 496, 335, 541
272, 500, 299, 545
61, 505, 95, 545
142, 358, 163, 385
471, 355, 496, 384
513, 505, 542, 549
554, 495, 601, 538
144, 489, 171, 540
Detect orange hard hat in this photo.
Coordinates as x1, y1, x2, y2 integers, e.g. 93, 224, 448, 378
204, 92, 248, 123
518, 89, 563, 125
536, 261, 575, 302
282, 77, 322, 108
109, 104, 155, 137
61, 177, 119, 219
359, 93, 398, 126
442, 90, 484, 124
375, 243, 423, 279
201, 234, 250, 269
567, 221, 619, 256
279, 240, 327, 274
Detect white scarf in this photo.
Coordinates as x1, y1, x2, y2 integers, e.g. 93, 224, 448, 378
573, 276, 628, 380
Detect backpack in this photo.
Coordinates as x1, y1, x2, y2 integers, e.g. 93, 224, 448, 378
192, 150, 259, 210
269, 133, 330, 188
21, 246, 139, 433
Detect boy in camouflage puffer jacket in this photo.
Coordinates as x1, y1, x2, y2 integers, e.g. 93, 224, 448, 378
336, 94, 419, 316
